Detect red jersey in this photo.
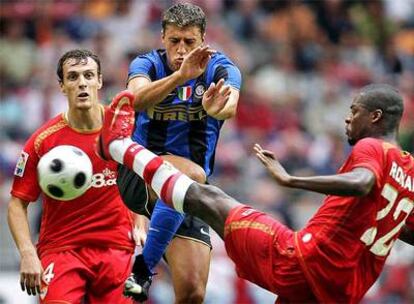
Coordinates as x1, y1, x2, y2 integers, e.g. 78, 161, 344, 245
11, 112, 135, 257
295, 138, 414, 303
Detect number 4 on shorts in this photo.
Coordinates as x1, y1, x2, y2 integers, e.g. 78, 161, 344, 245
43, 262, 55, 285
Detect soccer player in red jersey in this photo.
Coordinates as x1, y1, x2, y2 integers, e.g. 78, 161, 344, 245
97, 84, 413, 303
7, 49, 141, 304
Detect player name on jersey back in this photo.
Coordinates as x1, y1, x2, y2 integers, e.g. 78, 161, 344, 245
389, 161, 414, 192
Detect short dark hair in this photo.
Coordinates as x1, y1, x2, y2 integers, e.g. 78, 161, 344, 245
57, 49, 101, 84
162, 3, 206, 35
358, 83, 404, 133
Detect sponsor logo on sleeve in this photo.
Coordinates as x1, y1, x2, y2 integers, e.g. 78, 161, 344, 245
14, 151, 29, 177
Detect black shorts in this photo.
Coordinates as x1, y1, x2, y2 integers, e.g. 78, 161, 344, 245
117, 164, 211, 248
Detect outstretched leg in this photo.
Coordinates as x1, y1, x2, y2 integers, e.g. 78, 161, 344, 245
107, 137, 240, 239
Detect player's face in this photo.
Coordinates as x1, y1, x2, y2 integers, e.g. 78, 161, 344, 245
162, 24, 204, 71
60, 57, 102, 110
345, 97, 372, 145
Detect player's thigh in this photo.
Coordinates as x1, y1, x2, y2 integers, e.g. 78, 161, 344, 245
166, 236, 211, 301
224, 205, 310, 298
87, 248, 134, 304
40, 251, 90, 304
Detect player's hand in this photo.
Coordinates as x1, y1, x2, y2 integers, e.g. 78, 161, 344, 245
202, 79, 231, 119
254, 143, 291, 186
132, 226, 147, 247
20, 251, 43, 296
177, 45, 215, 82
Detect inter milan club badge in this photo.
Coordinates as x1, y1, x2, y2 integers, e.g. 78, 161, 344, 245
194, 83, 206, 98
177, 86, 192, 101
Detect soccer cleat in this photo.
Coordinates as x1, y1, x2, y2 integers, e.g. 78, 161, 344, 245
123, 254, 153, 302
96, 90, 135, 161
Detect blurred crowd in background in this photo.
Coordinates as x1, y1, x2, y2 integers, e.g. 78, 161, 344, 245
1, 0, 413, 303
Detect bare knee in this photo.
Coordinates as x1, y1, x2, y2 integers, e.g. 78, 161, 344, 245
185, 164, 206, 183
175, 281, 205, 304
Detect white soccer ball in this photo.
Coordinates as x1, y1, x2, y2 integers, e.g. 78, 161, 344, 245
37, 145, 93, 201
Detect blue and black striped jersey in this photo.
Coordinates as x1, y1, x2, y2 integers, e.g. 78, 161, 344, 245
128, 49, 242, 176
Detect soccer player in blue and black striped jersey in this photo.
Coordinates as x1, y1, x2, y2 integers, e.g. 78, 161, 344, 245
117, 3, 242, 303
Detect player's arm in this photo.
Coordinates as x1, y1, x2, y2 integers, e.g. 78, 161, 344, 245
128, 74, 183, 112
7, 196, 43, 295
398, 225, 414, 245
128, 45, 215, 112
254, 144, 376, 197
281, 168, 375, 196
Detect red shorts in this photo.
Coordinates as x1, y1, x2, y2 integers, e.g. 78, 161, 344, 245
39, 247, 133, 304
224, 205, 317, 303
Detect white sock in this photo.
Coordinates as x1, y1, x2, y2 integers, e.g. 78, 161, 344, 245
109, 138, 194, 213
109, 138, 134, 164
